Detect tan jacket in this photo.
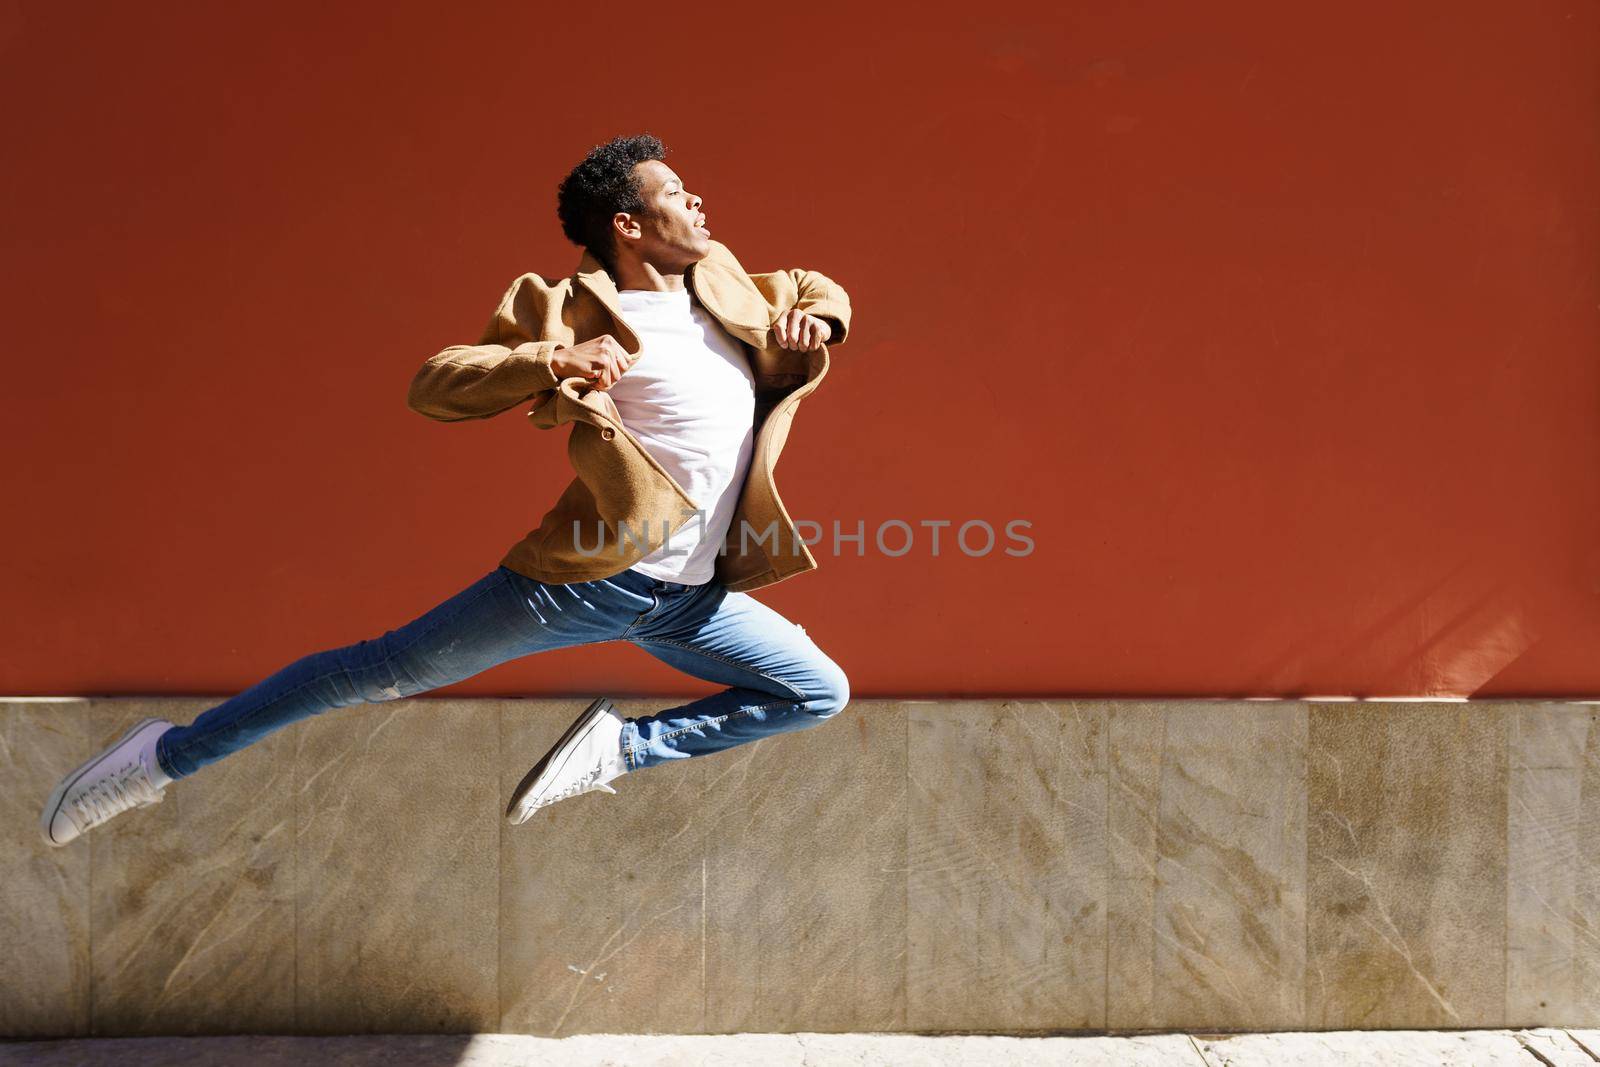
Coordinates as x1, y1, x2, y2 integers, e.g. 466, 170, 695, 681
406, 239, 853, 593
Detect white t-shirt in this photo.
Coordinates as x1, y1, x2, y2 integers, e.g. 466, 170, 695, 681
609, 286, 756, 585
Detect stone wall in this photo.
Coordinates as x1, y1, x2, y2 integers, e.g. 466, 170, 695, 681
4, 697, 1597, 1037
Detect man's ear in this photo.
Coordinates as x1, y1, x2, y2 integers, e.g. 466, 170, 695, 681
612, 211, 642, 241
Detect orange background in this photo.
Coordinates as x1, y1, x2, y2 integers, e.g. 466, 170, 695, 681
2, 1, 1597, 699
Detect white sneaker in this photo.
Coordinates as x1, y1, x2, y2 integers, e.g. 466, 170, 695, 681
40, 717, 175, 847
506, 697, 629, 825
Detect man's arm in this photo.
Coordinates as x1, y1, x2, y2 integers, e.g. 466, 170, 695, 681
406, 274, 564, 422
747, 266, 853, 346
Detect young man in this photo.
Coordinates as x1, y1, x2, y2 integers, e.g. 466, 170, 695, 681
40, 133, 855, 847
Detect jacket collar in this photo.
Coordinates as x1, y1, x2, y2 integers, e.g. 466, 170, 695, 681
572, 242, 773, 346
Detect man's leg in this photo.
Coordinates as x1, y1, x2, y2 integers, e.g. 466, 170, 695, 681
619, 579, 851, 772
156, 565, 635, 780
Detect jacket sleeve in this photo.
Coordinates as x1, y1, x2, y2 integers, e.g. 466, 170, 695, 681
747, 267, 853, 346
406, 274, 564, 422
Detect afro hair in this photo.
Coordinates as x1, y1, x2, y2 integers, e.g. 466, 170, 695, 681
556, 133, 669, 273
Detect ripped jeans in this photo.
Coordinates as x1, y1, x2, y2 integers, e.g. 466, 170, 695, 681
154, 565, 851, 780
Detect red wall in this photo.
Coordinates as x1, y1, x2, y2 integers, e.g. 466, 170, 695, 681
3, 1, 1597, 699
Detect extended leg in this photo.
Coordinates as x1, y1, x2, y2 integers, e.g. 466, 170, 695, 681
156, 566, 605, 779
41, 565, 648, 845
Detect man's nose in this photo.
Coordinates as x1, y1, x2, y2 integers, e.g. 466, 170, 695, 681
688, 193, 702, 210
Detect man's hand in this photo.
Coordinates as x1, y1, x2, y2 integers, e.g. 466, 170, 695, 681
773, 310, 832, 351
551, 334, 638, 390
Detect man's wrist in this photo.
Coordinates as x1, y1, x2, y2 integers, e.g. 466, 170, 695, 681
510, 341, 562, 392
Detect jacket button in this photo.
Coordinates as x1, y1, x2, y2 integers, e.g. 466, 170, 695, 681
600, 427, 616, 440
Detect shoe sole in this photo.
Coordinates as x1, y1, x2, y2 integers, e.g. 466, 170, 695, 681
505, 697, 615, 824
39, 716, 167, 848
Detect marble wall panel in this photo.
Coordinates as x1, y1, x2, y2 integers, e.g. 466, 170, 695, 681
907, 700, 1108, 1032
0, 701, 91, 1037
1506, 704, 1600, 1025
88, 699, 296, 1036
498, 699, 708, 1037
294, 699, 499, 1034
1106, 700, 1308, 1031
1306, 701, 1508, 1028
700, 699, 906, 1034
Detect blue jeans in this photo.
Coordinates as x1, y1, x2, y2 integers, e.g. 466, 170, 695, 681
155, 565, 850, 780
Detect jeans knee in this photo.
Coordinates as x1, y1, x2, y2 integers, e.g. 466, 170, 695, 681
806, 660, 851, 719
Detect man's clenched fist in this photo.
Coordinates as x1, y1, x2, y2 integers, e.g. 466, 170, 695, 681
551, 334, 637, 390
773, 310, 832, 351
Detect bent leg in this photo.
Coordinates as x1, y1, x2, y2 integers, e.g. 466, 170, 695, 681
156, 566, 631, 780
622, 584, 850, 772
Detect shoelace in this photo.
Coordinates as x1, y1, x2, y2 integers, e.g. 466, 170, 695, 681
528, 762, 620, 812
68, 758, 163, 833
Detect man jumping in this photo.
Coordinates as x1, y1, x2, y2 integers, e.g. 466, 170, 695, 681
40, 133, 855, 847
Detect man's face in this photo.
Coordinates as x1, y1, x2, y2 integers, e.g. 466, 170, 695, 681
614, 159, 712, 267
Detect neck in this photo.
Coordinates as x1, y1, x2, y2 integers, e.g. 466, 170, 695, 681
611, 253, 689, 293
